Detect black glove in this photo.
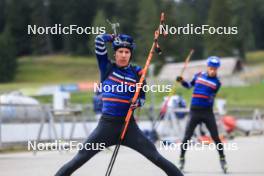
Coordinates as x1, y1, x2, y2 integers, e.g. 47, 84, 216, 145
176, 76, 183, 82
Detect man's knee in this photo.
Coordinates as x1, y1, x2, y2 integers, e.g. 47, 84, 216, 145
182, 134, 192, 144
212, 135, 221, 143
147, 151, 163, 164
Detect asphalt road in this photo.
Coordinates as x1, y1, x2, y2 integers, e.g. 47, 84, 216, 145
0, 136, 264, 176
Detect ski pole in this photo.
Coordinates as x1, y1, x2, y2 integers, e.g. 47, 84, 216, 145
154, 49, 194, 128
105, 12, 167, 176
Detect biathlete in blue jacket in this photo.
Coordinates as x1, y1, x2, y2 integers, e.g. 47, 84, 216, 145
55, 34, 183, 176
176, 56, 227, 172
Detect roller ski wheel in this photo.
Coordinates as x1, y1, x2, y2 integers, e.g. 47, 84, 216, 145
220, 157, 228, 174
179, 157, 185, 171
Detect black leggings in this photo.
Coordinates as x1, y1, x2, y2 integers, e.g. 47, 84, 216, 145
55, 117, 183, 176
180, 107, 225, 158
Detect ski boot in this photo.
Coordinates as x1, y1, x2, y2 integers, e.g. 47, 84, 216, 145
179, 157, 185, 171
220, 157, 228, 174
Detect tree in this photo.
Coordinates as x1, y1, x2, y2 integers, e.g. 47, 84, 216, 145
99, 0, 139, 59
30, 0, 53, 54
251, 0, 264, 50
204, 0, 235, 57
48, 0, 64, 52
0, 30, 17, 82
229, 0, 254, 59
5, 0, 32, 56
135, 0, 159, 62
165, 0, 209, 61
0, 0, 5, 33
158, 0, 211, 62
113, 0, 139, 37
87, 9, 110, 55
62, 0, 97, 55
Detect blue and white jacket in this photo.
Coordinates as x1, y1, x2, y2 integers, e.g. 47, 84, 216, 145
181, 72, 221, 108
95, 34, 145, 118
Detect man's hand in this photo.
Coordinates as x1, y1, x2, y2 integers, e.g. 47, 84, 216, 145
110, 34, 116, 42
129, 99, 140, 110
101, 34, 115, 43
176, 76, 184, 82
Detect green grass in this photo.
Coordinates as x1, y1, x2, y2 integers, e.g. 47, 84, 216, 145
148, 83, 264, 108
244, 50, 264, 83
33, 83, 264, 108
219, 83, 264, 108
16, 55, 99, 83
34, 91, 94, 104
1, 53, 264, 108
0, 55, 99, 92
0, 82, 43, 92
246, 50, 264, 65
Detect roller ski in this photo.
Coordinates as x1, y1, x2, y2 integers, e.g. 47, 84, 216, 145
179, 157, 185, 171
220, 157, 228, 174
